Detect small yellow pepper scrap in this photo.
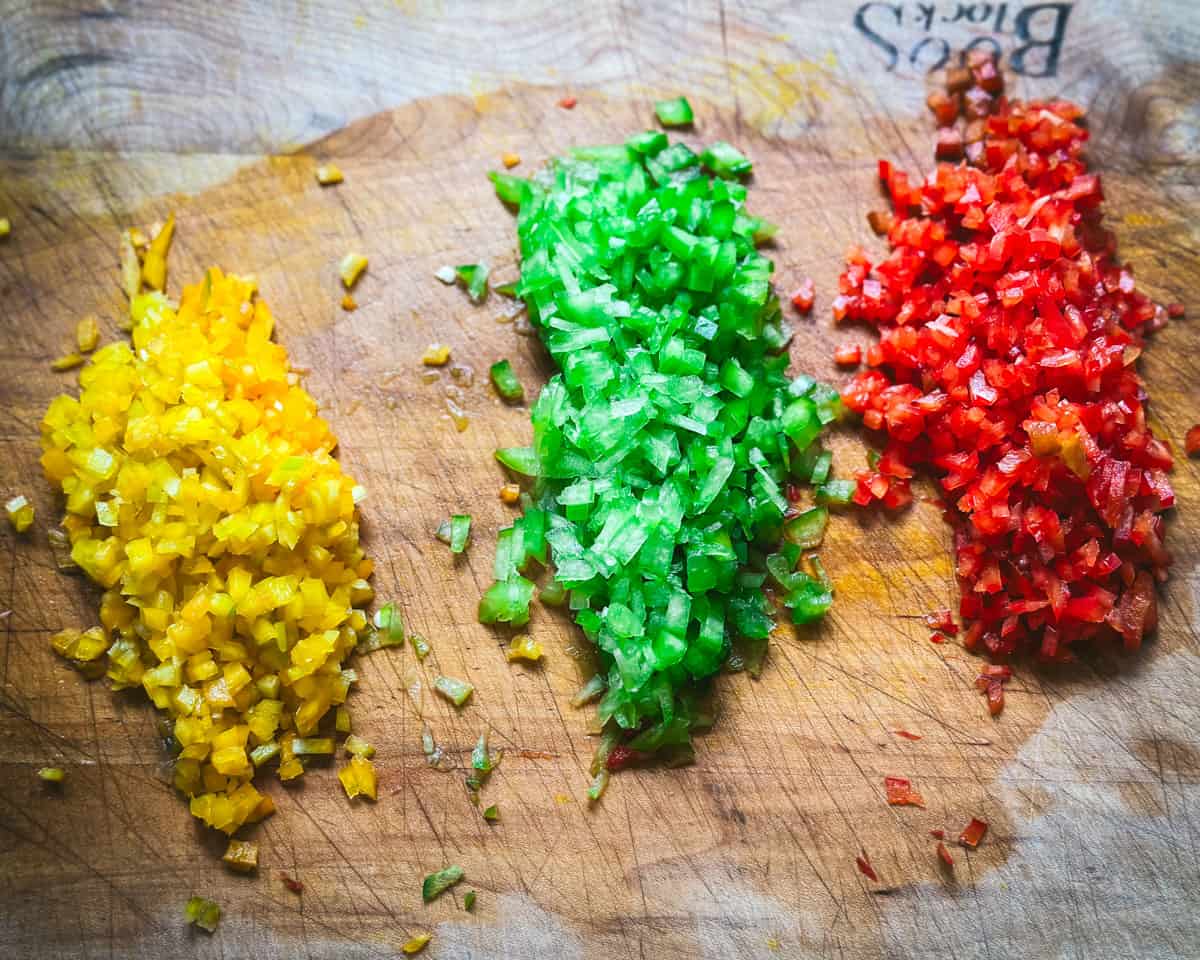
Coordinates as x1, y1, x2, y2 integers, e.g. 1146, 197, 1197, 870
315, 164, 344, 186
344, 734, 375, 758
422, 344, 451, 366
118, 230, 142, 305
6, 495, 34, 532
38, 767, 65, 783
51, 352, 85, 371
40, 264, 376, 841
76, 315, 101, 353
339, 253, 368, 290
222, 839, 259, 873
0, 217, 10, 239
340, 293, 357, 312
141, 214, 175, 292
402, 933, 432, 955
501, 152, 521, 169
505, 634, 543, 663
337, 754, 377, 800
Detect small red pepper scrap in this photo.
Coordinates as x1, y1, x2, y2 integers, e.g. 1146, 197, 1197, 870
605, 745, 648, 771
558, 95, 577, 110
1185, 425, 1200, 457
973, 663, 1012, 715
929, 632, 948, 644
280, 873, 304, 894
884, 775, 925, 807
855, 854, 879, 882
894, 729, 922, 741
790, 277, 815, 313
923, 609, 958, 635
958, 817, 989, 848
936, 841, 955, 867
835, 344, 863, 367
1166, 302, 1185, 318
929, 828, 945, 840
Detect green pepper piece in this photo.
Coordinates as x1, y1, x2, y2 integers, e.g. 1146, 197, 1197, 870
701, 141, 753, 178
654, 97, 694, 128
433, 676, 474, 707
422, 865, 464, 902
489, 360, 525, 403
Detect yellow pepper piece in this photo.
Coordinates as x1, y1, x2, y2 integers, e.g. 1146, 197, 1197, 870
421, 344, 450, 366
505, 634, 543, 663
337, 754, 377, 800
499, 483, 521, 504
222, 839, 259, 873
51, 352, 85, 371
141, 214, 175, 292
75, 315, 101, 352
501, 152, 521, 169
340, 293, 357, 312
0, 217, 10, 239
6, 495, 34, 533
339, 252, 367, 290
38, 767, 65, 783
118, 230, 141, 306
402, 934, 432, 954
40, 256, 376, 842
315, 164, 344, 186
344, 734, 374, 758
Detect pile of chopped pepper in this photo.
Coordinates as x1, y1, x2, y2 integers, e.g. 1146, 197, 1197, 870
482, 132, 842, 785
41, 255, 376, 837
837, 55, 1173, 660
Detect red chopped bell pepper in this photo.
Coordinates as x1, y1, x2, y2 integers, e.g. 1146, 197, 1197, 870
884, 775, 925, 807
855, 854, 879, 882
837, 54, 1174, 662
790, 277, 815, 313
958, 817, 989, 848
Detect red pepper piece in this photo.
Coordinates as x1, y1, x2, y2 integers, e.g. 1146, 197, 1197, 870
884, 775, 925, 807
929, 829, 945, 840
1166, 302, 1185, 318
958, 817, 989, 848
1186, 425, 1200, 456
929, 632, 947, 644
280, 873, 304, 894
893, 730, 922, 741
834, 344, 862, 367
558, 96, 577, 110
986, 679, 1005, 715
605, 745, 647, 771
922, 609, 958, 635
790, 277, 815, 313
855, 854, 879, 882
936, 841, 955, 867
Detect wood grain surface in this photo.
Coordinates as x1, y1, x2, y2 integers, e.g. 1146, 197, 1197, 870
1, 2, 1198, 958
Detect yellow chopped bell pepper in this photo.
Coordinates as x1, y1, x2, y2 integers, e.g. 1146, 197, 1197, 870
40, 255, 377, 844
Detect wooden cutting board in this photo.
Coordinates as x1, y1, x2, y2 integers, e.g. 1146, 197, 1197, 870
2, 2, 1198, 958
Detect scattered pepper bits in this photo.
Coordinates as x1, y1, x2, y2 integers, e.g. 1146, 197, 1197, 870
339, 252, 368, 289
838, 55, 1173, 661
